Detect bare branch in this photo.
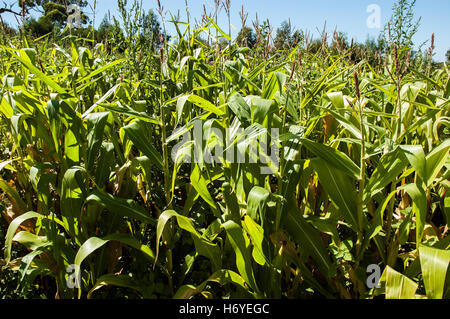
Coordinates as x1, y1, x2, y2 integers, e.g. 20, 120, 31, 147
0, 7, 21, 16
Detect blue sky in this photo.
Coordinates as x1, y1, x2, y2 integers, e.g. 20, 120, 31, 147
2, 0, 449, 61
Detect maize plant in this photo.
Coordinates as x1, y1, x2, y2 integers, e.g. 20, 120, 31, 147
0, 3, 449, 300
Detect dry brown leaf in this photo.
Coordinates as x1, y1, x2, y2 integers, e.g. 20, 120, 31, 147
323, 114, 334, 141
2, 197, 34, 232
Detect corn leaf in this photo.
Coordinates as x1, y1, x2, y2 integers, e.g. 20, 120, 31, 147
385, 266, 418, 299
419, 245, 450, 299
223, 220, 259, 293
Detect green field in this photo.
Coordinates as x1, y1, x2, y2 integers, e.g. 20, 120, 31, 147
0, 0, 449, 299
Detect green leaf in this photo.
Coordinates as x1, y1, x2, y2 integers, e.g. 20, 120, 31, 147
75, 234, 155, 287
300, 57, 346, 109
99, 104, 161, 125
419, 245, 450, 299
249, 96, 274, 125
187, 94, 225, 116
444, 195, 450, 226
223, 221, 259, 293
85, 190, 155, 225
400, 145, 427, 184
87, 274, 144, 299
176, 94, 190, 125
384, 266, 418, 299
0, 95, 13, 118
425, 139, 450, 187
326, 92, 345, 109
4, 212, 43, 264
95, 143, 115, 186
366, 190, 398, 240
4, 47, 68, 95
263, 72, 286, 100
190, 165, 218, 214
65, 124, 81, 167
284, 205, 335, 278
222, 182, 240, 222
19, 245, 51, 282
311, 158, 360, 231
228, 93, 251, 123
123, 120, 164, 170
325, 108, 362, 140
174, 269, 250, 299
86, 112, 110, 173
82, 84, 121, 118
76, 59, 126, 84
60, 167, 87, 242
46, 100, 62, 153
206, 16, 231, 41
155, 210, 221, 270
399, 109, 441, 142
301, 138, 360, 180
246, 186, 270, 227
400, 184, 427, 247
61, 167, 86, 219
12, 232, 49, 251
364, 148, 407, 202
242, 216, 267, 266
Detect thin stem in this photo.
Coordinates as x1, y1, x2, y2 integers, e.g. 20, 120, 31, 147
354, 71, 365, 260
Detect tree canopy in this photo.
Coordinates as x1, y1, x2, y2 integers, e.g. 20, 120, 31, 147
21, 0, 88, 23
18, 0, 89, 36
273, 20, 301, 51
236, 26, 256, 48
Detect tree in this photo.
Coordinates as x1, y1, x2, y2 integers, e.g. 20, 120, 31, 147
0, 7, 20, 17
236, 26, 256, 48
446, 49, 450, 62
96, 15, 113, 42
140, 9, 165, 49
383, 0, 421, 50
25, 16, 54, 36
20, 0, 89, 28
0, 21, 16, 36
274, 20, 301, 51
330, 31, 349, 53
